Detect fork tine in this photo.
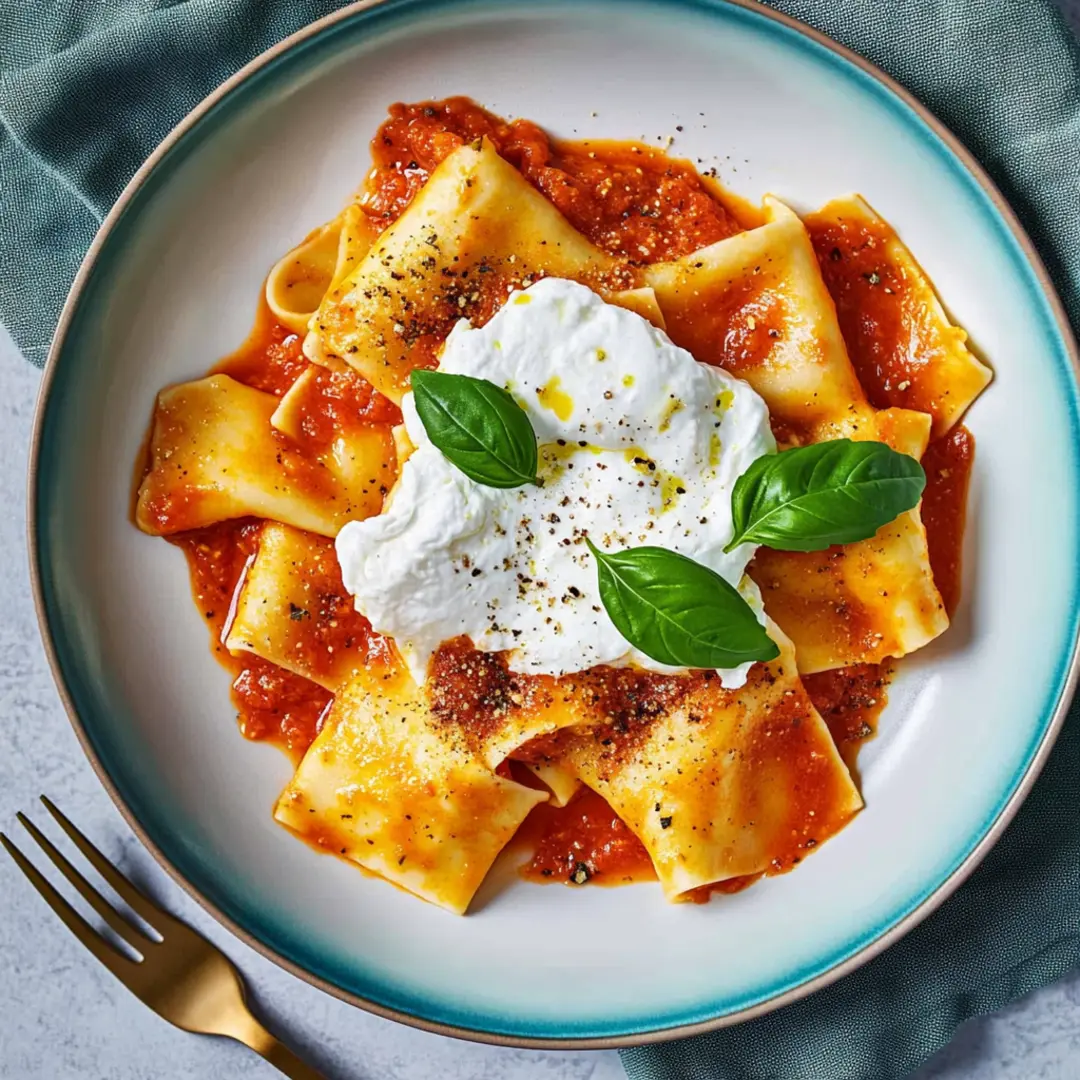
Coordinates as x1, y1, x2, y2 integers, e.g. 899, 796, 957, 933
1, 832, 140, 981
39, 796, 163, 930
16, 812, 154, 951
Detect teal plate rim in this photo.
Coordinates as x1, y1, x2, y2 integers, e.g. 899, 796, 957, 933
28, 0, 1080, 1048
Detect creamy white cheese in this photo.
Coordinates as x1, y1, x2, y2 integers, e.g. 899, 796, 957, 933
336, 278, 775, 686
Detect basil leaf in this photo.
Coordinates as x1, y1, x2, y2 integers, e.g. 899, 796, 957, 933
586, 539, 779, 669
726, 439, 926, 553
411, 369, 538, 488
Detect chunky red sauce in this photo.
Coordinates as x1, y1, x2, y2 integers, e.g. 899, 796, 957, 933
804, 662, 893, 772
920, 426, 975, 617
168, 305, 397, 760
216, 304, 310, 396
282, 363, 402, 444
218, 300, 402, 427
364, 97, 742, 262
161, 97, 976, 899
806, 212, 930, 413
518, 788, 656, 886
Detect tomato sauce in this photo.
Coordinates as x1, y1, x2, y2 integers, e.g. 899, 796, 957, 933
168, 519, 332, 761
231, 661, 333, 759
363, 97, 741, 261
518, 788, 656, 886
807, 212, 925, 411
218, 299, 402, 428
217, 303, 310, 396
804, 662, 893, 772
283, 364, 402, 446
920, 426, 975, 617
168, 305, 397, 760
158, 97, 977, 901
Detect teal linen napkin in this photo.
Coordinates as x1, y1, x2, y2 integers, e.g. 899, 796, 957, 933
1, 2, 1078, 1078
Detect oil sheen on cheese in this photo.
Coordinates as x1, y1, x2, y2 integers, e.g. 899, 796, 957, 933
336, 278, 775, 686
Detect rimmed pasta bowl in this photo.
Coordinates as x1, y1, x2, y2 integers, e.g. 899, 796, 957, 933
30, 0, 1080, 1047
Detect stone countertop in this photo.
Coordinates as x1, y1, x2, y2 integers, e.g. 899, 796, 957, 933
2, 4, 1080, 1074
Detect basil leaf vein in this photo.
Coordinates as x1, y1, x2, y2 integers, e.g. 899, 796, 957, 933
411, 369, 538, 488
586, 539, 778, 670
726, 439, 926, 553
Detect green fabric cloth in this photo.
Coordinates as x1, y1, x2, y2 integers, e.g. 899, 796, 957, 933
1, 1, 1078, 1077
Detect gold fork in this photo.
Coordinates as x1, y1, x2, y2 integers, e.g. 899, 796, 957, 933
1, 796, 324, 1079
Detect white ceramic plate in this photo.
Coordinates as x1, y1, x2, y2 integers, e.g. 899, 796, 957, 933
31, 0, 1080, 1046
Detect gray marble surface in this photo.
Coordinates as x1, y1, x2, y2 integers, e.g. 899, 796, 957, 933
3, 3, 1080, 1074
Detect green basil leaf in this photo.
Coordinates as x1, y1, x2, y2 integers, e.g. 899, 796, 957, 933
725, 439, 926, 553
586, 539, 779, 670
411, 369, 538, 488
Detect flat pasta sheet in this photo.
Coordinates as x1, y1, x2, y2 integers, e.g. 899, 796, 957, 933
535, 626, 861, 898
749, 510, 947, 673
644, 199, 930, 450
137, 374, 394, 537
304, 138, 634, 402
266, 205, 375, 338
806, 194, 991, 437
275, 665, 547, 914
645, 200, 948, 670
225, 522, 386, 689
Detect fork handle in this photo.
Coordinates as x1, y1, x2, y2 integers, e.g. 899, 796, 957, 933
238, 1016, 326, 1080
256, 1036, 327, 1080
